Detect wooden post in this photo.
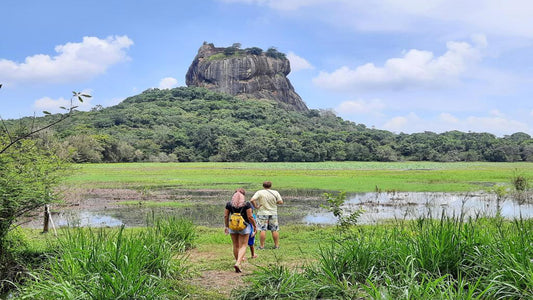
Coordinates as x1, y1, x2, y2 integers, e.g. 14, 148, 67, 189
43, 204, 50, 233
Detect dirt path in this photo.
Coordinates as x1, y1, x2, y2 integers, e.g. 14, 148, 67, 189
185, 247, 252, 299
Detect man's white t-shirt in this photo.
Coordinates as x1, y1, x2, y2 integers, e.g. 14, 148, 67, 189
251, 189, 283, 215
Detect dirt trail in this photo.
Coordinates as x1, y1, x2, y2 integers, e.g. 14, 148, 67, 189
186, 247, 251, 299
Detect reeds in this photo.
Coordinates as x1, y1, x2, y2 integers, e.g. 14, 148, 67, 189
14, 216, 195, 299
234, 215, 533, 299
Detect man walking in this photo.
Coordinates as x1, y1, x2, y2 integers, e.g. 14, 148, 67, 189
250, 181, 283, 249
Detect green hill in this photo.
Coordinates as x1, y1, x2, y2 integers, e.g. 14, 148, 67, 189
11, 87, 533, 163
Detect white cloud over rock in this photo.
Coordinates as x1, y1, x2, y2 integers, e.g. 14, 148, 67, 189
0, 36, 133, 85
313, 38, 484, 91
287, 52, 313, 71
158, 77, 179, 89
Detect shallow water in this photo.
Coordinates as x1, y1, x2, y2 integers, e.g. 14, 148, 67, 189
305, 191, 533, 225
23, 191, 533, 229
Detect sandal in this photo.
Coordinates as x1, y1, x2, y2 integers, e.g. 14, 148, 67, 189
234, 264, 242, 273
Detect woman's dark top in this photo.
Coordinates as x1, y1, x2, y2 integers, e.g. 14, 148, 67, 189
226, 202, 252, 224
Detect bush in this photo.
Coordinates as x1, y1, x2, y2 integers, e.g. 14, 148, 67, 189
235, 217, 533, 299
14, 217, 196, 299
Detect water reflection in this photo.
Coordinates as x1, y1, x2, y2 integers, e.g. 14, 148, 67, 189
23, 191, 533, 228
304, 192, 533, 225
55, 211, 124, 227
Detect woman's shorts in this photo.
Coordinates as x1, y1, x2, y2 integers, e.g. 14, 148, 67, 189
229, 223, 252, 235
257, 215, 279, 231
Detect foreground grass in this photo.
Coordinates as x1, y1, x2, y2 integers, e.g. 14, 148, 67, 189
65, 162, 533, 193
233, 217, 533, 300
8, 216, 533, 299
11, 216, 196, 300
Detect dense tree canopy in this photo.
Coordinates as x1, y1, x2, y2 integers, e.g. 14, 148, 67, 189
9, 87, 533, 163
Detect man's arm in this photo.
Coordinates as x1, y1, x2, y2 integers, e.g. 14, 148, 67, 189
251, 198, 260, 209
276, 191, 283, 204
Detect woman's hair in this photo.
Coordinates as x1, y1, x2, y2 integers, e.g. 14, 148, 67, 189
231, 188, 246, 208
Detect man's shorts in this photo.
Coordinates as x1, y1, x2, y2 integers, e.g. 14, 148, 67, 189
256, 215, 279, 231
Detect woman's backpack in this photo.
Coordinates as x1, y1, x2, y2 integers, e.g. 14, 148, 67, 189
229, 207, 247, 231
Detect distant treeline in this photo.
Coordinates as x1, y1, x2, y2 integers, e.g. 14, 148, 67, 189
11, 87, 533, 163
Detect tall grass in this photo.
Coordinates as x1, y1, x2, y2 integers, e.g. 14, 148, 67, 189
14, 217, 196, 299
234, 216, 533, 299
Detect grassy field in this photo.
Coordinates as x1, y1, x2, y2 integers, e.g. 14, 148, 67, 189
65, 161, 533, 193
14, 217, 533, 299
7, 162, 533, 299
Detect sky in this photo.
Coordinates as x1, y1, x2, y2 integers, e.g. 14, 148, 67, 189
1, 0, 533, 136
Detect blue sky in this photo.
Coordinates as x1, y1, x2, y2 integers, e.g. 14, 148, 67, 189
1, 0, 532, 136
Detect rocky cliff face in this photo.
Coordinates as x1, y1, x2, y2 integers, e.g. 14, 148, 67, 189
186, 43, 308, 111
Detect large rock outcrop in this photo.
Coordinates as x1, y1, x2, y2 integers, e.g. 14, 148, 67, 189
186, 43, 308, 111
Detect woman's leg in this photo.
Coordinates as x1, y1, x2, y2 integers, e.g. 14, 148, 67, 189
236, 234, 249, 265
230, 233, 239, 260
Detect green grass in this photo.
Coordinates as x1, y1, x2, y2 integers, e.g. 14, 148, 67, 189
64, 162, 533, 193
9, 216, 533, 299
13, 217, 195, 299
9, 161, 533, 299
233, 217, 533, 299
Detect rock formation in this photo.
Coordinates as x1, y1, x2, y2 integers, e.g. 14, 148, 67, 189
186, 43, 308, 111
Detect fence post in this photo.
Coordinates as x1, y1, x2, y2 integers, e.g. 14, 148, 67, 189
43, 204, 50, 233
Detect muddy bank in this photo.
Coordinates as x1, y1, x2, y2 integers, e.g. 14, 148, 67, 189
19, 188, 533, 229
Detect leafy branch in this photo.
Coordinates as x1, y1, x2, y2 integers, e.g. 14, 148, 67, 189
321, 191, 364, 233
0, 90, 91, 154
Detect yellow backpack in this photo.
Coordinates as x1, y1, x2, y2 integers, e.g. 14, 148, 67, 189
229, 212, 247, 231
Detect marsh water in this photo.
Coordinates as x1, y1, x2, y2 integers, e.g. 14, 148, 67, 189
21, 190, 533, 229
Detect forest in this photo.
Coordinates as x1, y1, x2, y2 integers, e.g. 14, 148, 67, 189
7, 86, 533, 163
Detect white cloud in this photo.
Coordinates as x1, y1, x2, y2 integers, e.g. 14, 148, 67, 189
313, 37, 484, 91
464, 116, 529, 135
0, 36, 133, 86
158, 77, 179, 89
382, 111, 530, 136
438, 113, 459, 124
382, 113, 423, 132
221, 0, 533, 38
336, 99, 385, 115
33, 90, 94, 114
287, 52, 313, 71
489, 109, 505, 117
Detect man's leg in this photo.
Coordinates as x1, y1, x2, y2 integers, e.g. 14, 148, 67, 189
260, 230, 266, 248
270, 215, 280, 248
272, 230, 279, 248
256, 215, 267, 248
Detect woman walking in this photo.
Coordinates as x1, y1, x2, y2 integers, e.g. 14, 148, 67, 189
224, 188, 257, 272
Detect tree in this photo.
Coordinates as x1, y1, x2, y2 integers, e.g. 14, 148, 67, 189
265, 47, 286, 59
0, 89, 89, 291
245, 47, 263, 55
1, 91, 90, 154
0, 137, 67, 243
